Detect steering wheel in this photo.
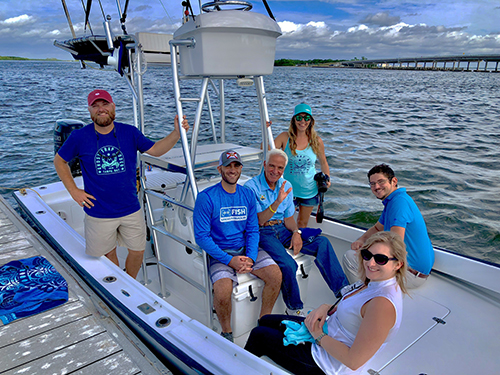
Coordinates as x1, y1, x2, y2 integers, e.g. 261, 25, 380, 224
201, 1, 253, 12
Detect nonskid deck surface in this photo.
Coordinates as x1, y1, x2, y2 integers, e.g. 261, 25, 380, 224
0, 196, 171, 375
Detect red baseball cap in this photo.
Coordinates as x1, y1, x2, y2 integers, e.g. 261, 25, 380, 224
87, 89, 113, 106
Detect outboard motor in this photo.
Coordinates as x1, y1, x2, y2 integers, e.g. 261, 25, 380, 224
54, 119, 85, 177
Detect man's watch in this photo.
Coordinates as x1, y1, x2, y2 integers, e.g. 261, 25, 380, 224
293, 229, 302, 235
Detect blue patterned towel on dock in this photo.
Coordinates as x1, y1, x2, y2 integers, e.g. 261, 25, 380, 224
0, 256, 68, 324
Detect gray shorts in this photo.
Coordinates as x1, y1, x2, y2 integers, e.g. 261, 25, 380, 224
84, 209, 146, 257
209, 249, 276, 287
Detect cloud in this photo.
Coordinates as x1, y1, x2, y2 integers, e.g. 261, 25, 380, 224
0, 14, 34, 26
359, 12, 401, 27
275, 18, 500, 60
134, 5, 152, 12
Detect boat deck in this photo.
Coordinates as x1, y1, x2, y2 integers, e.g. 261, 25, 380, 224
0, 196, 172, 375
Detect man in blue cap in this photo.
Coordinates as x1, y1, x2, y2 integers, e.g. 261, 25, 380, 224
194, 150, 281, 342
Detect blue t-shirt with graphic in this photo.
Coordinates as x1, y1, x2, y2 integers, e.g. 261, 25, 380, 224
57, 122, 155, 218
193, 183, 259, 265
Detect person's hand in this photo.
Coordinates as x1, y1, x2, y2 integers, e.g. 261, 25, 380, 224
228, 256, 253, 274
69, 188, 96, 209
326, 180, 331, 188
174, 115, 189, 134
277, 180, 292, 205
351, 240, 364, 250
304, 304, 329, 338
266, 120, 272, 127
289, 232, 303, 255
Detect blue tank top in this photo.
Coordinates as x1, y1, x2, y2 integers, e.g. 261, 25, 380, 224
284, 139, 318, 199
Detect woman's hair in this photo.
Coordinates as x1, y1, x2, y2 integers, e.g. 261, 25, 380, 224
287, 112, 321, 156
357, 231, 408, 295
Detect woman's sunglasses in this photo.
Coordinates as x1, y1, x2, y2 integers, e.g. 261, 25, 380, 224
295, 114, 311, 122
360, 248, 398, 265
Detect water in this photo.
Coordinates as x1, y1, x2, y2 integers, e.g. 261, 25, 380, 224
1, 61, 499, 264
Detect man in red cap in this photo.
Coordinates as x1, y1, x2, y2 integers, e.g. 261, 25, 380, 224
54, 89, 189, 278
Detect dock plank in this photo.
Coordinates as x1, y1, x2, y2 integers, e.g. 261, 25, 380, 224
66, 352, 141, 375
0, 232, 26, 247
0, 246, 40, 264
0, 196, 171, 375
0, 315, 106, 369
0, 300, 90, 347
1, 333, 132, 375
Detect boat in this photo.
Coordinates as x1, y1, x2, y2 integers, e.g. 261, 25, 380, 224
13, 1, 500, 374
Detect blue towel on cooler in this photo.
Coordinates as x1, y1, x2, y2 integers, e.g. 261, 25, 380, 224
282, 319, 329, 346
0, 256, 68, 324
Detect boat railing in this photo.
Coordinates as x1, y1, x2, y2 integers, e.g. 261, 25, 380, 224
141, 178, 214, 327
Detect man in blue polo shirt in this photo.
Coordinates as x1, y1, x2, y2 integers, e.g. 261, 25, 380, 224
245, 149, 348, 317
344, 163, 434, 288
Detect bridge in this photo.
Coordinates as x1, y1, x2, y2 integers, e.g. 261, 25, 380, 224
341, 54, 500, 72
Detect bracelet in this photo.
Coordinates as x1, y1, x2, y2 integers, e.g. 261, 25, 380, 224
268, 205, 276, 213
315, 332, 327, 346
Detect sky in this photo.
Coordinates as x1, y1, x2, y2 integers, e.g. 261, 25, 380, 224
1, 0, 500, 60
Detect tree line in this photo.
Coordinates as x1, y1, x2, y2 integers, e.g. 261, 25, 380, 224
275, 57, 368, 66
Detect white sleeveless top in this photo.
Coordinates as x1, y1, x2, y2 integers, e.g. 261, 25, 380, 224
311, 277, 403, 375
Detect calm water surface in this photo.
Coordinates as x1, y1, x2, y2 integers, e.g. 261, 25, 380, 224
0, 61, 498, 264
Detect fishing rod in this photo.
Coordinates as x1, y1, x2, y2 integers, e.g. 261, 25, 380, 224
262, 0, 275, 21
114, 0, 130, 34
81, 0, 93, 34
60, 0, 77, 38
60, 0, 86, 68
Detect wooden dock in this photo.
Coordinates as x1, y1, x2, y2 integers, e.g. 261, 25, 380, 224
0, 196, 172, 375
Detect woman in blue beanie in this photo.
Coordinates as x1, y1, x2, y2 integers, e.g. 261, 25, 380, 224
273, 103, 331, 228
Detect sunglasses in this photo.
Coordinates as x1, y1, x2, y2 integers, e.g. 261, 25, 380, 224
360, 248, 397, 265
295, 114, 311, 122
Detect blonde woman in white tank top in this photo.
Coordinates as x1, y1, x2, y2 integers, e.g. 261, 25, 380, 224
245, 231, 408, 375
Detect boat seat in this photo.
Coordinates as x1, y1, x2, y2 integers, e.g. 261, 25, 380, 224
143, 168, 187, 190
251, 289, 450, 374
362, 289, 450, 373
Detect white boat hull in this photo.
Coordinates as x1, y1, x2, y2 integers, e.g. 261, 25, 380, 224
14, 170, 500, 374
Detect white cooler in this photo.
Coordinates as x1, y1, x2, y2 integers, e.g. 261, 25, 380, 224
230, 253, 315, 338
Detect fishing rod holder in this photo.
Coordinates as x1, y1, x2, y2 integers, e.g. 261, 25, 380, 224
103, 16, 114, 51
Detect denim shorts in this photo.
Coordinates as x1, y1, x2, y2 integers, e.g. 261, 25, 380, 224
294, 194, 319, 207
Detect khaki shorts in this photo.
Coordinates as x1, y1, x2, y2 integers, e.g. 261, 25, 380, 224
84, 209, 146, 257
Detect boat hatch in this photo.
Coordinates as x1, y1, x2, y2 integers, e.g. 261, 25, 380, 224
364, 292, 450, 374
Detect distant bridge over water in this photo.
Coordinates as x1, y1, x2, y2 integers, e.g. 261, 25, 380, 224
341, 54, 500, 72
